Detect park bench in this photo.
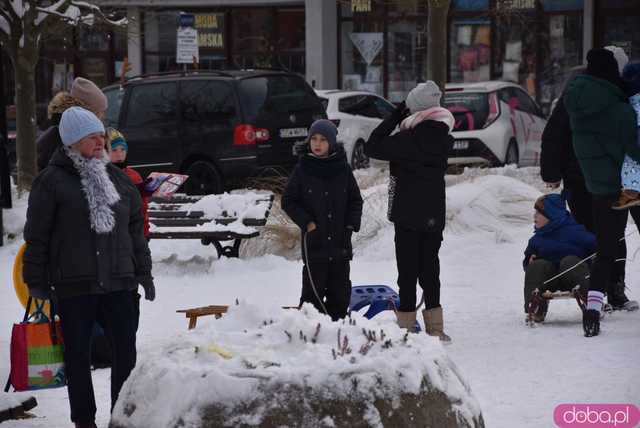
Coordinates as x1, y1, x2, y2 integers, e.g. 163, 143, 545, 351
148, 192, 274, 258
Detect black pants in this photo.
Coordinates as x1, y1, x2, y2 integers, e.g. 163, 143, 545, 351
301, 259, 351, 321
523, 256, 589, 312
590, 194, 629, 294
394, 224, 443, 312
566, 184, 640, 284
57, 290, 138, 424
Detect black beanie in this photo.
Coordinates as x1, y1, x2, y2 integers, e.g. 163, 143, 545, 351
307, 119, 338, 149
586, 48, 622, 86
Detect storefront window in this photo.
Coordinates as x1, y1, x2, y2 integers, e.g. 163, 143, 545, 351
276, 9, 305, 74
539, 14, 582, 108
493, 11, 539, 97
341, 19, 384, 96
143, 11, 180, 73
601, 16, 640, 61
449, 19, 491, 83
387, 17, 426, 102
78, 26, 109, 52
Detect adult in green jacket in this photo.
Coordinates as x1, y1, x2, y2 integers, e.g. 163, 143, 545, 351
564, 48, 639, 337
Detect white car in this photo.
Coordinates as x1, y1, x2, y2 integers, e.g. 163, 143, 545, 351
444, 81, 547, 166
315, 90, 396, 169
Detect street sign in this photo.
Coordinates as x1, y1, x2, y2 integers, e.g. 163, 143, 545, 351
178, 13, 195, 28
177, 26, 199, 64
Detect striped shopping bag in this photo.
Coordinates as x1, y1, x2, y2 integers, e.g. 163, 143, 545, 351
4, 298, 66, 392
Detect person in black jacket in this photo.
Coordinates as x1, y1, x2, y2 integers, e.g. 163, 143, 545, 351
23, 107, 154, 428
364, 81, 454, 342
541, 57, 639, 315
282, 119, 363, 321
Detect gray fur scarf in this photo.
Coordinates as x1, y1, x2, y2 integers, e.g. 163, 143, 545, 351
64, 146, 121, 234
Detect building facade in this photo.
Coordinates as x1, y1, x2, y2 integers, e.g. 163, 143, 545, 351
6, 0, 640, 115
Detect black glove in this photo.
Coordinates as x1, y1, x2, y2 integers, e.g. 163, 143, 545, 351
343, 226, 354, 258
27, 283, 51, 300
138, 277, 156, 301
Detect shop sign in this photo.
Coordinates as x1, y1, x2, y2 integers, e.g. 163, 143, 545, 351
498, 0, 535, 9
195, 13, 225, 50
349, 32, 383, 65
177, 26, 199, 64
351, 0, 372, 13
179, 13, 195, 28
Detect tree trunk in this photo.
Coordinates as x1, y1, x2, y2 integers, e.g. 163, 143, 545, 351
14, 59, 38, 192
427, 0, 451, 99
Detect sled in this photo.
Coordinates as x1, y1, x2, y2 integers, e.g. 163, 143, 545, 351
526, 286, 587, 326
12, 243, 49, 316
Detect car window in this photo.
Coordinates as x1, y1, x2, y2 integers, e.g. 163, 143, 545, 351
125, 83, 177, 127
180, 80, 238, 132
442, 92, 489, 131
515, 89, 538, 116
373, 97, 395, 119
339, 95, 380, 118
104, 88, 124, 128
339, 95, 367, 114
318, 97, 329, 111
238, 75, 323, 123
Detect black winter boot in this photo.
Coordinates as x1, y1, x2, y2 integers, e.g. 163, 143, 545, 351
582, 309, 600, 337
608, 282, 639, 311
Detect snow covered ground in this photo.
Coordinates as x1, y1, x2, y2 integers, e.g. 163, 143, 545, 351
1, 166, 639, 428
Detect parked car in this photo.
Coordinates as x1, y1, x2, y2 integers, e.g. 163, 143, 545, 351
444, 81, 547, 166
315, 90, 395, 169
102, 70, 326, 194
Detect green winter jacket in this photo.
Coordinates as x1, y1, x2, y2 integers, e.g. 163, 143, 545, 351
564, 75, 640, 195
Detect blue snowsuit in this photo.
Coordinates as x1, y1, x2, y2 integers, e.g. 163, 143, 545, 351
523, 193, 597, 269
621, 94, 640, 190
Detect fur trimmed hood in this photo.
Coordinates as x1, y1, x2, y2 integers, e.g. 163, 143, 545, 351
48, 92, 89, 119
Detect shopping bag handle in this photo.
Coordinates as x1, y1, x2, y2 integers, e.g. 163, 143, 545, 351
23, 297, 61, 345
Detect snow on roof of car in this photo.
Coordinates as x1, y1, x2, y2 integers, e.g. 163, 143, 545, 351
445, 81, 520, 93
315, 89, 382, 98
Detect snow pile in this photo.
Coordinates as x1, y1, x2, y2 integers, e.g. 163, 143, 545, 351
0, 392, 22, 413
445, 175, 541, 241
111, 303, 483, 428
189, 192, 272, 222
1, 186, 28, 241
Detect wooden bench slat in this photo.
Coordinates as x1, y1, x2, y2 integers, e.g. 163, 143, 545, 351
148, 230, 259, 240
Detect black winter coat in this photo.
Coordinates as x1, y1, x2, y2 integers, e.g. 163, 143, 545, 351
36, 126, 62, 172
23, 148, 152, 299
282, 148, 363, 262
365, 108, 452, 232
540, 96, 585, 188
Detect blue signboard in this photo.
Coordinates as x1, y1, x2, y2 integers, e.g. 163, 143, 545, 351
542, 0, 583, 11
178, 13, 195, 28
453, 0, 489, 10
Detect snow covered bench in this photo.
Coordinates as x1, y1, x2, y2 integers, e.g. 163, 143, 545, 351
148, 192, 274, 258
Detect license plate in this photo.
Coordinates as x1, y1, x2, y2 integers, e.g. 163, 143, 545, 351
280, 127, 308, 138
453, 140, 469, 150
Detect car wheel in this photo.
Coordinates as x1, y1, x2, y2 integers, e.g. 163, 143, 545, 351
183, 161, 223, 195
504, 140, 519, 166
351, 140, 370, 170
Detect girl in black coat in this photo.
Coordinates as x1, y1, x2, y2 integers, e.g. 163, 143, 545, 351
282, 120, 363, 321
365, 81, 453, 342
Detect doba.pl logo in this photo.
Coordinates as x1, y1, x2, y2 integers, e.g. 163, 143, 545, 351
554, 404, 640, 427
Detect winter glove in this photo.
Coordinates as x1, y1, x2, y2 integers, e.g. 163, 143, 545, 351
343, 226, 354, 259
138, 277, 156, 301
394, 101, 409, 119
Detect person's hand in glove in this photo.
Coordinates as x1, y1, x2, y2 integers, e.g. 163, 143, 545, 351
394, 101, 409, 119
138, 277, 156, 301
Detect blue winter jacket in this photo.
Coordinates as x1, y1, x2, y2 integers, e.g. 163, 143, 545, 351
523, 194, 596, 270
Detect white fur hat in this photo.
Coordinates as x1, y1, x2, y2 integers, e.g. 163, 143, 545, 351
604, 45, 629, 74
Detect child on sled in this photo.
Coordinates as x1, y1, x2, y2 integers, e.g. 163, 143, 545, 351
523, 193, 596, 322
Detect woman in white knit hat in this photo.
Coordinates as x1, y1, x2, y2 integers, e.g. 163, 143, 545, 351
364, 81, 454, 342
23, 107, 154, 428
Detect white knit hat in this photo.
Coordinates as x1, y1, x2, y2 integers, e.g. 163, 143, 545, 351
406, 81, 442, 113
59, 106, 105, 147
604, 45, 629, 74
